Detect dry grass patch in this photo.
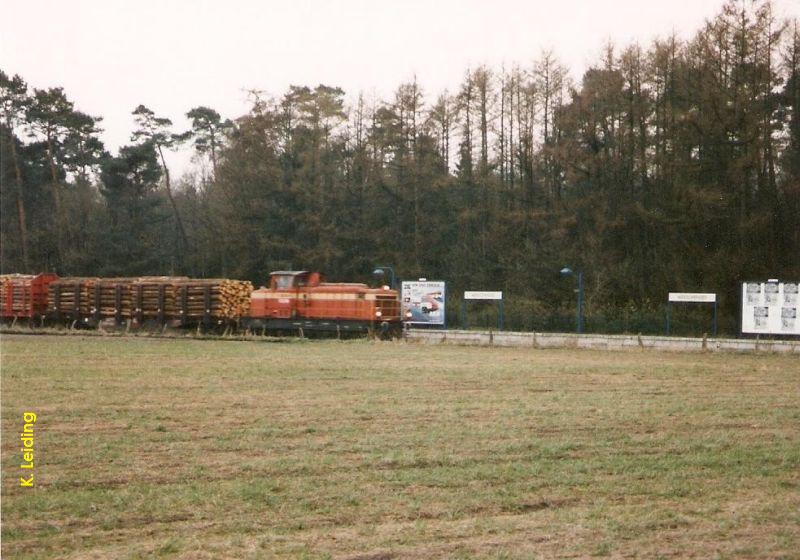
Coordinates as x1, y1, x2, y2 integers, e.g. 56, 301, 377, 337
2, 334, 799, 559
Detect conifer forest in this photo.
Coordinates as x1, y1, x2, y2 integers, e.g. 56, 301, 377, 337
2, 1, 799, 333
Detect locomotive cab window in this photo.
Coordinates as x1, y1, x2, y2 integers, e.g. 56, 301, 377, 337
273, 275, 295, 290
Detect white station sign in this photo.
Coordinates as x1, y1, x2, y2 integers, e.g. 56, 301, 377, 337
464, 291, 503, 300
668, 292, 717, 303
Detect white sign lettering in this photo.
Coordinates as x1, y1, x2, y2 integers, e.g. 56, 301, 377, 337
464, 291, 503, 300
668, 292, 716, 303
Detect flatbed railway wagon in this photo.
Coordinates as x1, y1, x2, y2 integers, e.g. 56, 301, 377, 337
45, 276, 252, 329
246, 271, 402, 336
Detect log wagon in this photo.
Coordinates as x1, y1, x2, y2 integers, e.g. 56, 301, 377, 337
0, 273, 59, 324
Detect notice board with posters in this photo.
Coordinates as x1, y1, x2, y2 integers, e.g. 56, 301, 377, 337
741, 281, 799, 335
401, 281, 446, 326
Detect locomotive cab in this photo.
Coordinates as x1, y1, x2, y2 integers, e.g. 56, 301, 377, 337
269, 271, 321, 290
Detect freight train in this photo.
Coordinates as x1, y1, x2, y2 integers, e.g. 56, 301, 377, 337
0, 270, 403, 337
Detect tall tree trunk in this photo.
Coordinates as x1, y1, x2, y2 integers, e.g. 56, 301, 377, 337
442, 97, 450, 174
156, 144, 189, 252
509, 72, 515, 189
478, 72, 489, 173
210, 134, 218, 181
45, 135, 64, 267
500, 71, 506, 184
6, 132, 29, 271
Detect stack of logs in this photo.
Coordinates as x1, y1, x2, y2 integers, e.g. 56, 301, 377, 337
47, 277, 99, 317
1, 274, 33, 316
47, 277, 97, 316
95, 278, 137, 317
47, 277, 253, 322
131, 277, 188, 319
173, 279, 254, 320
2, 273, 60, 318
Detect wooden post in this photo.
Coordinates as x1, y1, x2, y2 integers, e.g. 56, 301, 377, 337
94, 283, 101, 322
54, 284, 61, 323
135, 285, 143, 323
115, 285, 122, 324
203, 285, 211, 326
180, 285, 188, 326
74, 282, 81, 319
157, 285, 165, 325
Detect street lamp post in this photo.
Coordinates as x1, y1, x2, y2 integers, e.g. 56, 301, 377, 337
560, 267, 584, 334
372, 266, 397, 290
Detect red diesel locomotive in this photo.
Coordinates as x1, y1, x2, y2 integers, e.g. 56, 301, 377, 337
247, 271, 401, 335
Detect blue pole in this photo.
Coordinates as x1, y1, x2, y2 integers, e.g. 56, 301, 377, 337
374, 266, 396, 289
577, 271, 584, 334
666, 302, 671, 335
443, 284, 447, 329
713, 300, 717, 337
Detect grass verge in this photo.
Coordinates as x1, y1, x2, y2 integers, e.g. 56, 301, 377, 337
2, 335, 798, 558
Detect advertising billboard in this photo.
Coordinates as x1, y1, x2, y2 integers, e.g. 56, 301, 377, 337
401, 281, 445, 325
741, 281, 799, 335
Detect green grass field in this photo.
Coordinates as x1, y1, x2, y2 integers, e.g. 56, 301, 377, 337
1, 334, 799, 559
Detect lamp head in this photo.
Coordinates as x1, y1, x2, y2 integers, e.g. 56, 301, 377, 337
560, 267, 573, 277
372, 268, 385, 279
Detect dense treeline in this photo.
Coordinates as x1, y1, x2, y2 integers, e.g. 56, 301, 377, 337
1, 1, 798, 333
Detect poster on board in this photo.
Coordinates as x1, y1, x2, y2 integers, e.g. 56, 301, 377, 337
741, 281, 800, 335
401, 281, 445, 325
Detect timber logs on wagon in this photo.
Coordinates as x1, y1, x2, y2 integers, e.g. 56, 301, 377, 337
49, 277, 144, 320
1, 273, 58, 319
130, 277, 189, 320
48, 278, 99, 318
0, 274, 32, 315
46, 276, 253, 324
94, 278, 136, 318
172, 279, 254, 321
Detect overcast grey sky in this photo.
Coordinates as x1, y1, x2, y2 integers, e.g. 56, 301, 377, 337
2, 0, 798, 175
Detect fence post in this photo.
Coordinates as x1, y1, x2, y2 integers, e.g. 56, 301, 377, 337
94, 283, 101, 323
